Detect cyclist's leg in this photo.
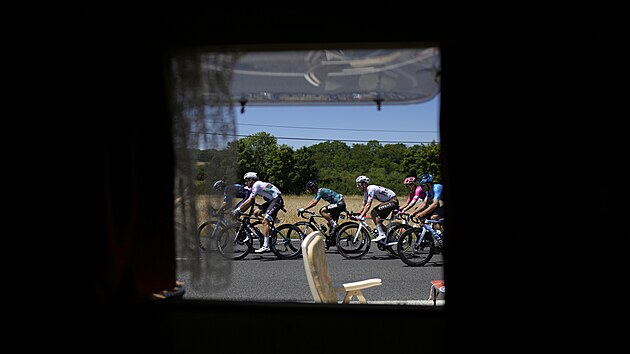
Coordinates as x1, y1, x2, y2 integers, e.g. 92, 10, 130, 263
323, 201, 343, 226
264, 196, 284, 223
257, 200, 272, 249
370, 206, 383, 234
330, 200, 345, 222
259, 197, 284, 251
319, 205, 332, 223
431, 205, 445, 231
323, 201, 344, 245
373, 198, 399, 239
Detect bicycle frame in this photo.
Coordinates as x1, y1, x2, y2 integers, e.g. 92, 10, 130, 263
211, 215, 230, 238
197, 212, 232, 251
352, 216, 404, 248
298, 210, 350, 235
225, 211, 303, 260
396, 216, 445, 267
417, 219, 443, 246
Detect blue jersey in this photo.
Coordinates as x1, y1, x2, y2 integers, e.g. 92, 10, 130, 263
223, 184, 249, 203
425, 184, 443, 202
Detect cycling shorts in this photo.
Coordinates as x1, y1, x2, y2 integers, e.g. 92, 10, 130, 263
374, 197, 399, 219
260, 196, 284, 222
322, 199, 347, 221
431, 205, 445, 219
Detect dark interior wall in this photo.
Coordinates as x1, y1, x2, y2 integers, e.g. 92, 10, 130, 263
11, 4, 625, 353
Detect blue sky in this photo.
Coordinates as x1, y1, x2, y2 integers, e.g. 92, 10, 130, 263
233, 94, 440, 150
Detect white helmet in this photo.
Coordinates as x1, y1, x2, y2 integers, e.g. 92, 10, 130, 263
244, 172, 258, 180
355, 175, 370, 184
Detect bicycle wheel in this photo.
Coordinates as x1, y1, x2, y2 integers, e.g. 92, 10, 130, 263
248, 220, 265, 251
336, 223, 371, 259
397, 227, 434, 267
217, 224, 252, 260
385, 223, 412, 257
197, 219, 221, 252
271, 223, 304, 259
330, 221, 357, 248
294, 221, 317, 237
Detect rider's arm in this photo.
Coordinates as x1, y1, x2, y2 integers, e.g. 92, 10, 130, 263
415, 198, 439, 218
398, 198, 411, 212
399, 196, 416, 213
410, 199, 427, 217
302, 198, 319, 211
236, 195, 255, 213
217, 200, 228, 214
358, 200, 372, 219
403, 186, 424, 213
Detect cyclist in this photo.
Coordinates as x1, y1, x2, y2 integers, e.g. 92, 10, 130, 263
213, 179, 250, 216
354, 175, 399, 242
298, 180, 347, 246
397, 176, 426, 216
410, 173, 445, 232
232, 172, 284, 253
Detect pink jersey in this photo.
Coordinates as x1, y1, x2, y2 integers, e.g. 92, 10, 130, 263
407, 186, 425, 204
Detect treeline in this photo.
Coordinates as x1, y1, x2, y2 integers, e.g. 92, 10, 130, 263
196, 132, 441, 196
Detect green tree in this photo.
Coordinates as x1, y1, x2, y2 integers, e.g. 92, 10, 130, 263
237, 132, 278, 180
200, 132, 442, 196
266, 144, 296, 192
401, 142, 442, 182
293, 146, 318, 194
195, 143, 239, 194
307, 140, 351, 171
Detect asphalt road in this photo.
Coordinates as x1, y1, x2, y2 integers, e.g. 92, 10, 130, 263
176, 246, 444, 305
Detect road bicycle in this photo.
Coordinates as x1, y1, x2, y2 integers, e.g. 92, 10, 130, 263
396, 217, 445, 267
386, 212, 417, 256
295, 209, 354, 250
335, 212, 412, 259
216, 209, 303, 260
196, 211, 230, 252
196, 202, 265, 252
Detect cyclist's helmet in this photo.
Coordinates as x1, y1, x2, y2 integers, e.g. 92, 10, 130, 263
306, 180, 318, 191
355, 175, 370, 184
419, 174, 433, 185
213, 180, 226, 190
243, 172, 258, 181
403, 176, 416, 185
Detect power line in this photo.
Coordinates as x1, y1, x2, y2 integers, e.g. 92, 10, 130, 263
237, 122, 438, 134
191, 131, 439, 145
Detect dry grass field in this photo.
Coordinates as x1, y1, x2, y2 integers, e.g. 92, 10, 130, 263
193, 194, 366, 225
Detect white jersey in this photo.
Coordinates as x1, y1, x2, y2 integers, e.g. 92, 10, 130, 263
364, 185, 396, 203
250, 181, 282, 200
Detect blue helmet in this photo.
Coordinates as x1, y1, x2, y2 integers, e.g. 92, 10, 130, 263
419, 174, 433, 185
213, 180, 226, 190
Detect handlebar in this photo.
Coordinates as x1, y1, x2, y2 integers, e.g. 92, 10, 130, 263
298, 209, 352, 219
405, 214, 444, 225
297, 209, 315, 219
232, 210, 259, 221
397, 212, 417, 223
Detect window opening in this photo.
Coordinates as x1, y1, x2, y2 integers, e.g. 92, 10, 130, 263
169, 46, 443, 305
